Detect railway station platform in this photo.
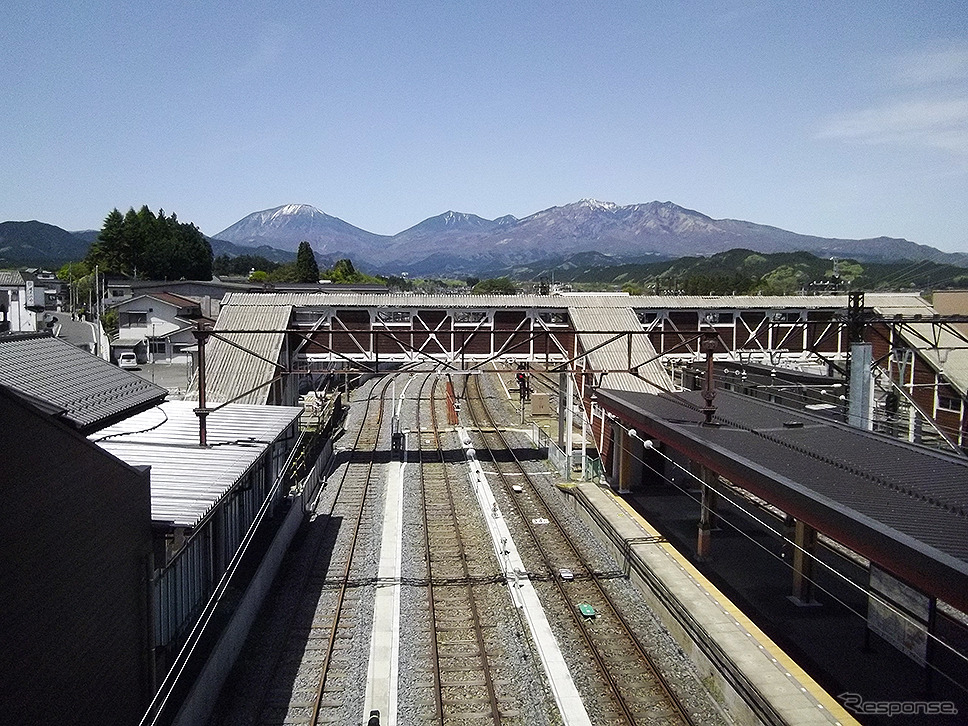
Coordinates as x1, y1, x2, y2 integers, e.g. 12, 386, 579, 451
562, 481, 860, 726
620, 481, 968, 726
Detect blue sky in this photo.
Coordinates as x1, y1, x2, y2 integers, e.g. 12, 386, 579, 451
3, 1, 968, 251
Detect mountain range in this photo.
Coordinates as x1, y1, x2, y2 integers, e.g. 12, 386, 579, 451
213, 200, 968, 276
4, 199, 967, 276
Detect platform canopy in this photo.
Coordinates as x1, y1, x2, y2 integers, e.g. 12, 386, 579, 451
596, 387, 968, 612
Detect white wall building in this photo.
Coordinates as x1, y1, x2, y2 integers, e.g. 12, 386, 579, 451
109, 292, 210, 363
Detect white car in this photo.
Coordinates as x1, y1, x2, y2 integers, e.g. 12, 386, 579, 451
117, 352, 139, 369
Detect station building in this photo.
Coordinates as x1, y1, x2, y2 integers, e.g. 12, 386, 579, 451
0, 333, 302, 724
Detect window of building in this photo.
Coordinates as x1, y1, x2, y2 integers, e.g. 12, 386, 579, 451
453, 310, 488, 325
294, 309, 328, 327
771, 310, 803, 323
122, 312, 147, 328
376, 309, 411, 325
635, 310, 659, 325
538, 311, 568, 326
938, 395, 963, 413
703, 311, 734, 325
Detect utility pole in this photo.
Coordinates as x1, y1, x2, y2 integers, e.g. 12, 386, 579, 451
700, 331, 718, 425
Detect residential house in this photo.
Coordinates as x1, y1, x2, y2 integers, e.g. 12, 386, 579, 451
109, 291, 212, 364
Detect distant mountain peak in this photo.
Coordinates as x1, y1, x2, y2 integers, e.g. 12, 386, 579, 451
440, 210, 475, 225
397, 209, 503, 236
214, 204, 386, 253
197, 197, 964, 277
270, 203, 324, 219
575, 198, 618, 211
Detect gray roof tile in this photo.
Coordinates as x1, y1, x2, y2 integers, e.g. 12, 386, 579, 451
0, 333, 168, 432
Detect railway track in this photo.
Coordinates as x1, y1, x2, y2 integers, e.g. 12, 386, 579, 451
462, 372, 696, 726
418, 374, 504, 722
404, 372, 554, 724
211, 376, 392, 726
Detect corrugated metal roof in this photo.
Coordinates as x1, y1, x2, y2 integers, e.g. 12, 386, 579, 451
869, 297, 968, 396
568, 306, 673, 393
0, 334, 168, 432
869, 294, 937, 315
92, 400, 301, 527
186, 304, 293, 405
220, 291, 887, 311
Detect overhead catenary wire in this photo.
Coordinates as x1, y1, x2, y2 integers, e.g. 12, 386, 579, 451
534, 361, 968, 701
610, 424, 968, 695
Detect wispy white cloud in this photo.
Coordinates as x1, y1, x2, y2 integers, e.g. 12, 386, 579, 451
818, 42, 968, 157
818, 99, 968, 154
893, 44, 968, 87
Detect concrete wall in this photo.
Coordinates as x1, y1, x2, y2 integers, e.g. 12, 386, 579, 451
0, 389, 153, 724
172, 439, 335, 726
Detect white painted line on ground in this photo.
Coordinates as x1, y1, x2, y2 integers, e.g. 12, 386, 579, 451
364, 458, 405, 725
457, 426, 592, 726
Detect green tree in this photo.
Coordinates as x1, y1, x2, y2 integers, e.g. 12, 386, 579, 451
57, 261, 92, 313
214, 254, 282, 276
267, 263, 298, 282
621, 281, 643, 295
86, 206, 212, 280
472, 277, 517, 295
57, 261, 90, 282
757, 265, 804, 295
295, 241, 320, 283
86, 209, 126, 273
329, 258, 357, 282
101, 308, 119, 338
832, 260, 863, 282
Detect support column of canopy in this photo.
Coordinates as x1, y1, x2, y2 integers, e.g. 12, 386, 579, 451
789, 519, 820, 606
697, 467, 719, 561
610, 424, 633, 494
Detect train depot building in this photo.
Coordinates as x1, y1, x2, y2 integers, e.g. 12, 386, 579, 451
192, 289, 968, 720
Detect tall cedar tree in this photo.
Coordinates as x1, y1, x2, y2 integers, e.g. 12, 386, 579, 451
295, 241, 320, 283
87, 206, 213, 280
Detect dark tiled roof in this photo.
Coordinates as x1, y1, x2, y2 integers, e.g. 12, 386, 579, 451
597, 387, 968, 610
148, 291, 198, 308
0, 270, 25, 286
0, 333, 167, 433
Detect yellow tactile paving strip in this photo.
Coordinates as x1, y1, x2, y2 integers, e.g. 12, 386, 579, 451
581, 482, 860, 725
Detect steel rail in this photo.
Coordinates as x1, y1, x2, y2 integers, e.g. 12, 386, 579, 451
308, 377, 392, 725
465, 373, 695, 726
417, 374, 445, 723
419, 373, 503, 723
239, 375, 391, 726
